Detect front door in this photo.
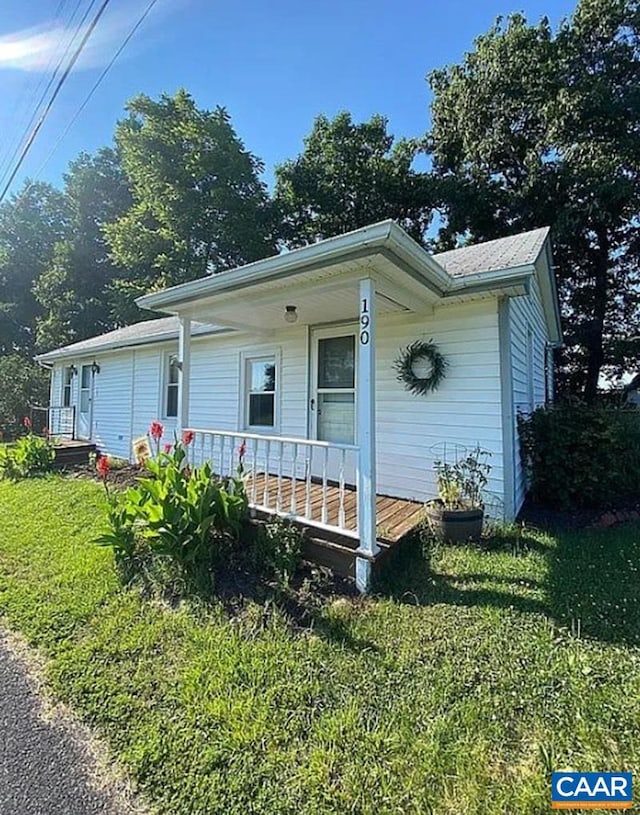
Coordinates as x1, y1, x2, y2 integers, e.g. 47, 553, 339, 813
310, 327, 357, 483
77, 364, 94, 440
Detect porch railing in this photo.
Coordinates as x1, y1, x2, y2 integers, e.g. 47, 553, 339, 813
30, 405, 75, 439
187, 428, 360, 538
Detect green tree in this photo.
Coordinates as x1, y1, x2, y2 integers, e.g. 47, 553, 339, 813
427, 0, 640, 398
0, 353, 49, 440
0, 182, 70, 354
34, 147, 134, 350
105, 90, 275, 297
275, 112, 435, 247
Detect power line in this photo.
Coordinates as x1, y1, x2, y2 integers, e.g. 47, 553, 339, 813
0, 0, 113, 205
0, 0, 91, 186
32, 0, 162, 180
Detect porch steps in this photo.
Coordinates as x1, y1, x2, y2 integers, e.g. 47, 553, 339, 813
53, 440, 97, 469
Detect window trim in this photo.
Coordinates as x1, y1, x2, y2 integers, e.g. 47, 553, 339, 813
239, 348, 280, 433
162, 351, 180, 419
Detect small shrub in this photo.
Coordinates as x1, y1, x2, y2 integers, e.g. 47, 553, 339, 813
255, 518, 304, 587
518, 401, 640, 509
0, 429, 55, 480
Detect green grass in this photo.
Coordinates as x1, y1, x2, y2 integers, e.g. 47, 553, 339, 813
0, 476, 639, 814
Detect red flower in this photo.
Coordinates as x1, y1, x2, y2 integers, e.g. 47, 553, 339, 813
182, 429, 195, 446
238, 440, 247, 459
23, 416, 32, 430
96, 456, 110, 478
163, 442, 173, 454
149, 420, 164, 441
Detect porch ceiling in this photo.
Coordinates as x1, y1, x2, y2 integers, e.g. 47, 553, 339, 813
169, 253, 435, 332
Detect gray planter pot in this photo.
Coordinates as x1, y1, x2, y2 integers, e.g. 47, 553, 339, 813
425, 501, 484, 543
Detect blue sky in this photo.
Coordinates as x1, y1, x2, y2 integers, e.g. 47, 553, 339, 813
0, 0, 577, 194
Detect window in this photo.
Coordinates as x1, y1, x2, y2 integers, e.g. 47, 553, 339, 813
62, 366, 73, 407
245, 356, 276, 428
316, 335, 355, 444
80, 365, 91, 414
164, 354, 179, 418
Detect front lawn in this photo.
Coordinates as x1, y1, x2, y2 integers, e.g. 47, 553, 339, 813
0, 476, 638, 814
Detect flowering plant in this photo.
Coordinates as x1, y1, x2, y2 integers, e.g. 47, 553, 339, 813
95, 430, 248, 582
150, 420, 164, 441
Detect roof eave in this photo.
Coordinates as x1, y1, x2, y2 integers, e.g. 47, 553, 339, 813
447, 263, 537, 294
135, 221, 453, 314
35, 326, 233, 363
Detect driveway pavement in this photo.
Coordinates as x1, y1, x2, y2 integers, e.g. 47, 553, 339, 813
0, 633, 140, 815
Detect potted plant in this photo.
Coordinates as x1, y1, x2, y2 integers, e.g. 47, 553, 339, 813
425, 446, 491, 542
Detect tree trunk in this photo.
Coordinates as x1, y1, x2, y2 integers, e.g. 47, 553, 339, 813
583, 228, 610, 402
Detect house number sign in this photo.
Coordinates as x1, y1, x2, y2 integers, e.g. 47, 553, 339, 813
360, 298, 371, 345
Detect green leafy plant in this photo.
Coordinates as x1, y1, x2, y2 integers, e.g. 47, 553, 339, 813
518, 402, 640, 509
433, 446, 491, 509
94, 424, 248, 588
255, 517, 304, 588
0, 421, 55, 480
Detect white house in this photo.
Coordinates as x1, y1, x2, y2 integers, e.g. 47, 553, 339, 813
36, 221, 562, 589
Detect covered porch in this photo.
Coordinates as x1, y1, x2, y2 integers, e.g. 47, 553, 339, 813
137, 224, 451, 590
186, 427, 425, 579
136, 221, 518, 589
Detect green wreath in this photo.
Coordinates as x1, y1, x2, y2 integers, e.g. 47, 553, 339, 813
394, 340, 447, 396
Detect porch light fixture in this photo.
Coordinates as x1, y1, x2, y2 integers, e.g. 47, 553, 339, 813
91, 360, 101, 375
284, 305, 298, 324
68, 364, 77, 376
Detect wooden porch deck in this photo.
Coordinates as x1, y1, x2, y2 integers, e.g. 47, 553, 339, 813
52, 438, 96, 468
249, 473, 425, 577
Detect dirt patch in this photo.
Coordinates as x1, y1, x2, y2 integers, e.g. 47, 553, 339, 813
66, 462, 143, 489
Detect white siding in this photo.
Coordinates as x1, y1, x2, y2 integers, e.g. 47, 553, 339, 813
132, 346, 178, 444
508, 275, 549, 513
50, 366, 62, 407
91, 352, 133, 459
189, 326, 308, 438
47, 299, 505, 506
376, 303, 503, 504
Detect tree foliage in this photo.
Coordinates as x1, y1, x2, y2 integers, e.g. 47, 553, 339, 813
105, 90, 275, 296
34, 148, 133, 350
275, 112, 435, 246
0, 353, 49, 440
0, 182, 70, 354
427, 0, 640, 397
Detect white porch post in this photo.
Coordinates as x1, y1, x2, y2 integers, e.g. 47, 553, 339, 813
177, 316, 191, 436
356, 277, 379, 593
